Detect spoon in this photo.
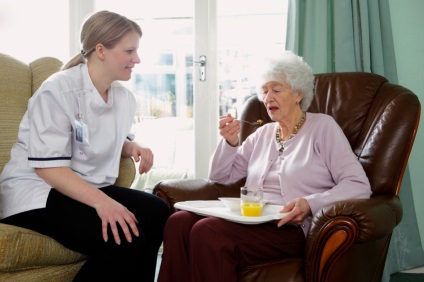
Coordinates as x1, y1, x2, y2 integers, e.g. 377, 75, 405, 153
238, 119, 264, 125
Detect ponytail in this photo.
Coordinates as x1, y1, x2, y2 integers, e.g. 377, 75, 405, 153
61, 52, 85, 71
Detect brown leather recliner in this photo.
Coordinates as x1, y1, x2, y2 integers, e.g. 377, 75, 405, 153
153, 72, 421, 282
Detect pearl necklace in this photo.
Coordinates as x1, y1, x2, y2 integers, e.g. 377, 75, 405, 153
276, 112, 306, 152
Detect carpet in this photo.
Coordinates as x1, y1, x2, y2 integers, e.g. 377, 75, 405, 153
155, 254, 424, 282
390, 273, 424, 282
155, 255, 161, 281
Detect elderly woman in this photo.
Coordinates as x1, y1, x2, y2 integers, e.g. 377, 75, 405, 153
158, 51, 372, 282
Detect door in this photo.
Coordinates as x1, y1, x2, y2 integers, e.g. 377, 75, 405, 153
92, 0, 206, 188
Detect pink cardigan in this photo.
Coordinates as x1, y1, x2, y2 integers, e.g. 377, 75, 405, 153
209, 112, 372, 235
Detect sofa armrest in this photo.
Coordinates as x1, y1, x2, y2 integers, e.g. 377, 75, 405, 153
305, 194, 402, 281
153, 178, 246, 213
114, 157, 136, 188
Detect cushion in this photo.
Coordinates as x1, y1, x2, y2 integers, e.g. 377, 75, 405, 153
0, 261, 84, 282
0, 223, 86, 271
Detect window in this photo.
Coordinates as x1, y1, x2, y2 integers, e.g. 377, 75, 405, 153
0, 0, 69, 63
0, 0, 288, 188
217, 0, 288, 117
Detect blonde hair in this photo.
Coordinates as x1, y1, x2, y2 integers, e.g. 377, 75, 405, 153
62, 10, 142, 70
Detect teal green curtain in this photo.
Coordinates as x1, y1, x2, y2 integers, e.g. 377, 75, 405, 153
286, 0, 397, 82
286, 0, 424, 281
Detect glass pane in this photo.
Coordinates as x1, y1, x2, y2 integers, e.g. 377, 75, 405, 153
0, 0, 69, 63
217, 0, 288, 117
95, 0, 195, 190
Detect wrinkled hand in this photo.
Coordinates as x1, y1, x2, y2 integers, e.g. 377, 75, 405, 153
219, 113, 241, 146
95, 198, 139, 245
130, 143, 154, 174
277, 197, 312, 227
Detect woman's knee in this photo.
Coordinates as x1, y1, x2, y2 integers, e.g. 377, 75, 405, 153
163, 211, 200, 239
190, 217, 236, 254
190, 217, 234, 245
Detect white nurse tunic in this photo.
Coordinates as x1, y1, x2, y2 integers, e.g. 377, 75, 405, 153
0, 63, 136, 219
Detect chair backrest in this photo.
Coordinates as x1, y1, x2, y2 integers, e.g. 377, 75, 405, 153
238, 72, 421, 196
0, 53, 62, 173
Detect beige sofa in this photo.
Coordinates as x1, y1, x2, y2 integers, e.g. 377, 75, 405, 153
0, 53, 136, 281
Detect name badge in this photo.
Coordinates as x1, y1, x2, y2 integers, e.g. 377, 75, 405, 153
75, 120, 89, 144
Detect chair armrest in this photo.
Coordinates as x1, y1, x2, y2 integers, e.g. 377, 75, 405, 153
114, 157, 136, 188
305, 194, 402, 281
153, 178, 246, 213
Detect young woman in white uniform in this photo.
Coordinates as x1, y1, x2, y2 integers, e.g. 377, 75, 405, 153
0, 10, 170, 281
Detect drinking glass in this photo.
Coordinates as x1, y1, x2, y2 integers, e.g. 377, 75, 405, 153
240, 186, 264, 217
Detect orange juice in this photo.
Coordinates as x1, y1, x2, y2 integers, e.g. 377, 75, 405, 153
241, 203, 263, 217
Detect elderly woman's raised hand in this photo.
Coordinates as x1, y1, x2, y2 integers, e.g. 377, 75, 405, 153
219, 113, 241, 147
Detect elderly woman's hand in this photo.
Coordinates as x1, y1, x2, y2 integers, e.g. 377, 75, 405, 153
277, 197, 312, 227
219, 113, 241, 146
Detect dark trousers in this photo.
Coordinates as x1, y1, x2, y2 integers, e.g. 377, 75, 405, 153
1, 186, 170, 282
158, 211, 305, 282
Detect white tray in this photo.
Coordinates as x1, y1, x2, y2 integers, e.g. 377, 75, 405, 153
174, 200, 287, 225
